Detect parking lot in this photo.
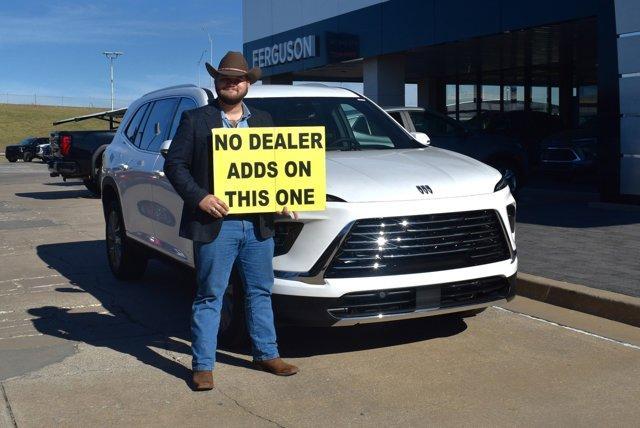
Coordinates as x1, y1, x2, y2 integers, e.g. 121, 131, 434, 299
1, 161, 639, 427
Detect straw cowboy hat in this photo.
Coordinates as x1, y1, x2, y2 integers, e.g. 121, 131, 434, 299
205, 51, 261, 84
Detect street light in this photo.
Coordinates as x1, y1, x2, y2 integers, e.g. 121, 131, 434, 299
102, 51, 123, 111
202, 27, 213, 88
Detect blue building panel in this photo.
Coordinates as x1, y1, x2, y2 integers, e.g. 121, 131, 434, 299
244, 0, 601, 77
432, 0, 502, 45
381, 0, 435, 53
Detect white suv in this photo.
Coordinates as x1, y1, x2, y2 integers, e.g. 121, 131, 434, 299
101, 84, 517, 339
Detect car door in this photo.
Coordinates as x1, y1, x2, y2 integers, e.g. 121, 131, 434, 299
117, 102, 154, 242
150, 97, 198, 264
120, 98, 180, 245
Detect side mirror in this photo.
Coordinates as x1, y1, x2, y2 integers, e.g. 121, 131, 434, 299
160, 140, 172, 158
410, 132, 430, 146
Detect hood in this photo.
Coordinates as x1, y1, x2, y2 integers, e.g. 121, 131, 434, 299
326, 148, 502, 202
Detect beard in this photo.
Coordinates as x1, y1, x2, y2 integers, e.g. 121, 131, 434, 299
215, 84, 248, 105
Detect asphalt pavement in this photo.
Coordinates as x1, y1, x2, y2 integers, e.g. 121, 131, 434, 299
1, 161, 639, 427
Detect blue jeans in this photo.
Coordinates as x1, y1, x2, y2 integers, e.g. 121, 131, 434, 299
191, 219, 279, 371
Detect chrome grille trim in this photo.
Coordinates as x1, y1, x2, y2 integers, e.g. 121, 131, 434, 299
325, 209, 511, 278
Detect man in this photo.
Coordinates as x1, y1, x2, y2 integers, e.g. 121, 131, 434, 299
164, 51, 299, 391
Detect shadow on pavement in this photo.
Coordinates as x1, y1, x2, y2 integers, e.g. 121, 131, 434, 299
16, 190, 94, 200
34, 240, 468, 383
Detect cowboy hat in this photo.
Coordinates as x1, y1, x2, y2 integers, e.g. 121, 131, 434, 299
205, 51, 261, 84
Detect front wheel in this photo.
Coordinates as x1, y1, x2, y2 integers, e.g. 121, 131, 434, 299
83, 159, 102, 196
105, 200, 148, 280
83, 178, 99, 195
23, 152, 33, 162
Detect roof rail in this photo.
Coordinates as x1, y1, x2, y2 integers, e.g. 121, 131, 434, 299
142, 84, 199, 97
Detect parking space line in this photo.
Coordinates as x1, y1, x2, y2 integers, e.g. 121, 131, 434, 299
493, 306, 640, 350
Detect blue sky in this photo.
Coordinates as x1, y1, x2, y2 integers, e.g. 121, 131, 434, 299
0, 1, 416, 107
0, 1, 242, 105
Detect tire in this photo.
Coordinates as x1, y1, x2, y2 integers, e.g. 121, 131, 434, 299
105, 200, 148, 280
23, 152, 33, 162
83, 178, 99, 195
83, 160, 102, 196
217, 269, 248, 347
7, 156, 17, 163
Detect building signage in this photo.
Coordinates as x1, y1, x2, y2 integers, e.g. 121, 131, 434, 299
252, 35, 317, 68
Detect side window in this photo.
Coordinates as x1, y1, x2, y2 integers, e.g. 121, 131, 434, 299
124, 103, 149, 143
168, 98, 197, 140
409, 111, 460, 137
140, 98, 180, 152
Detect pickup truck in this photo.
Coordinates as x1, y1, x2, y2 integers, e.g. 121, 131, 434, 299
5, 137, 49, 162
48, 108, 126, 195
49, 130, 116, 193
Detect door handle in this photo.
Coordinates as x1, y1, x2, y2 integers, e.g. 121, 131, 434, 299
153, 170, 165, 177
116, 163, 129, 171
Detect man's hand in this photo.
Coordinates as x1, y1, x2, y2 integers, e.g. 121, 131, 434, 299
198, 194, 229, 218
277, 206, 298, 220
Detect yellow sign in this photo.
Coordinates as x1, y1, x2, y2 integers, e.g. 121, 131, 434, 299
212, 126, 326, 214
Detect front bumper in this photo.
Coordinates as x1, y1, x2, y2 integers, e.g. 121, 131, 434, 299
273, 273, 516, 327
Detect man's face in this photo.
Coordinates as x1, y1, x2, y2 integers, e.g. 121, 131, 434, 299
215, 76, 249, 105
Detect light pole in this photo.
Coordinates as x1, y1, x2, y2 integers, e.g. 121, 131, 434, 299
202, 28, 213, 88
197, 48, 208, 87
102, 51, 123, 110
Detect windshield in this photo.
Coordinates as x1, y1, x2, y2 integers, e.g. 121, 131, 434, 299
19, 138, 35, 146
244, 97, 422, 151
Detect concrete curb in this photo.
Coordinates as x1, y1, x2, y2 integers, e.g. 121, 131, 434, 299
516, 272, 640, 327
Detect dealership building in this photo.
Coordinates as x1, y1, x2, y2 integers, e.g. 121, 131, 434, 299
243, 0, 640, 202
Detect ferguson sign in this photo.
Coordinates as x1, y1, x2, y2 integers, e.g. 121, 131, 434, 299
252, 35, 317, 68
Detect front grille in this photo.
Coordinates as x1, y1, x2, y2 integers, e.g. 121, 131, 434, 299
325, 210, 510, 278
327, 276, 511, 319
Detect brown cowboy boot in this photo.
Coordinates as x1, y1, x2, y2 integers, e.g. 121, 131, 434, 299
192, 370, 214, 391
253, 358, 299, 376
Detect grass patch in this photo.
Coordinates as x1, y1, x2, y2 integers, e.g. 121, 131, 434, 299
0, 104, 112, 152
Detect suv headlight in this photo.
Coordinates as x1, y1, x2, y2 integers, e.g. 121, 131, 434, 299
494, 174, 509, 192
327, 194, 346, 202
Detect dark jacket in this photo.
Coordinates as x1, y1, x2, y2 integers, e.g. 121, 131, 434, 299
163, 101, 275, 243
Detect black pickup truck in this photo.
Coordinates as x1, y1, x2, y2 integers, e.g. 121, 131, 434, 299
48, 108, 126, 195
5, 137, 49, 162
